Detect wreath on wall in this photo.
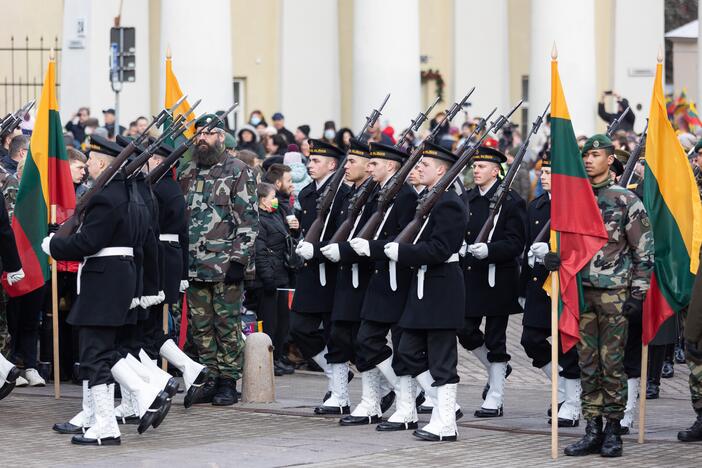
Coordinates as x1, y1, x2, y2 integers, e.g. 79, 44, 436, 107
421, 69, 445, 102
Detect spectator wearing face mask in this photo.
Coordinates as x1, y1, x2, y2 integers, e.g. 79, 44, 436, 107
249, 110, 268, 138
321, 120, 336, 145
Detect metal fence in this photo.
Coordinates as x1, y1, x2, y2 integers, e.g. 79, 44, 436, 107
0, 36, 61, 115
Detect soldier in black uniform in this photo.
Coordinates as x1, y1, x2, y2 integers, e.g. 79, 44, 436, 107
520, 154, 580, 427
318, 139, 373, 415
460, 144, 526, 418
290, 139, 351, 413
45, 136, 168, 445
389, 143, 468, 441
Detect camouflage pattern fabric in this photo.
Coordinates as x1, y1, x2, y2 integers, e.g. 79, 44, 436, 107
681, 307, 702, 411
187, 281, 244, 380
578, 287, 629, 420
179, 152, 259, 282
581, 179, 654, 300
0, 167, 18, 219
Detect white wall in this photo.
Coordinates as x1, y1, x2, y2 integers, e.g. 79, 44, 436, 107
279, 0, 340, 136
60, 0, 151, 127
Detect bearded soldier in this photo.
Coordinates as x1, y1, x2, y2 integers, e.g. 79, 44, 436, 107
551, 134, 653, 458
179, 114, 258, 406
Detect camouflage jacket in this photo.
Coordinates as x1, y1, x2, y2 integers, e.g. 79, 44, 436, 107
0, 166, 18, 219
581, 178, 654, 299
179, 153, 259, 282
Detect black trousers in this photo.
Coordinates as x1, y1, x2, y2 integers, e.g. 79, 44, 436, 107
624, 316, 642, 379
397, 329, 459, 386
325, 320, 360, 364
78, 326, 119, 387
257, 289, 290, 361
289, 310, 330, 359
355, 320, 408, 375
116, 321, 145, 359
520, 325, 580, 379
457, 315, 510, 362
7, 284, 46, 369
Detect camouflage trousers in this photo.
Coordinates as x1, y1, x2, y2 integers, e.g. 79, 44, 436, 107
578, 287, 628, 420
187, 281, 244, 380
681, 308, 702, 411
0, 288, 10, 357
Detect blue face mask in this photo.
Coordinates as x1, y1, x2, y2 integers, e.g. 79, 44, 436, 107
324, 129, 335, 140
250, 116, 261, 126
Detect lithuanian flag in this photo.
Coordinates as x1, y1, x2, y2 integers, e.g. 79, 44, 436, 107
642, 59, 702, 344
550, 54, 608, 352
3, 58, 75, 296
164, 53, 193, 142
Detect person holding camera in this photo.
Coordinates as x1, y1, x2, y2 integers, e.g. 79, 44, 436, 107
598, 91, 635, 132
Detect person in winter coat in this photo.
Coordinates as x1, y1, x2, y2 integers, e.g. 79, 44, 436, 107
284, 149, 312, 211
254, 183, 294, 376
236, 124, 265, 158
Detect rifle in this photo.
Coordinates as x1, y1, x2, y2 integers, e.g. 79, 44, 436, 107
329, 97, 440, 244
606, 106, 631, 137
618, 120, 647, 188
355, 88, 475, 240
303, 93, 390, 244
473, 102, 548, 244
123, 99, 200, 178
55, 95, 188, 237
146, 102, 239, 185
394, 101, 523, 244
0, 100, 35, 137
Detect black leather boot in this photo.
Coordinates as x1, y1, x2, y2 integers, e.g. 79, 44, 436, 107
600, 419, 623, 457
212, 378, 238, 406
677, 410, 702, 442
188, 376, 218, 406
564, 417, 603, 456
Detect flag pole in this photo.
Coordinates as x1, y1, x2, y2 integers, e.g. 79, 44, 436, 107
638, 343, 649, 443
161, 303, 169, 371
550, 272, 559, 459
50, 204, 60, 399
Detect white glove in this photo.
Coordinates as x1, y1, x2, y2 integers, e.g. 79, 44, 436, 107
468, 243, 488, 260
320, 243, 341, 263
349, 238, 370, 257
529, 242, 550, 263
179, 280, 189, 292
384, 242, 399, 262
518, 296, 526, 309
41, 234, 54, 257
6, 269, 25, 286
296, 241, 314, 260
459, 241, 467, 257
130, 298, 141, 309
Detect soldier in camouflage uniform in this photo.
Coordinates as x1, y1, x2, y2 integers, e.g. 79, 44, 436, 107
179, 114, 258, 406
0, 166, 18, 362
549, 134, 653, 458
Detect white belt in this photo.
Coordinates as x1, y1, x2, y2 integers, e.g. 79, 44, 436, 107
416, 253, 460, 300
77, 247, 134, 294
159, 233, 179, 242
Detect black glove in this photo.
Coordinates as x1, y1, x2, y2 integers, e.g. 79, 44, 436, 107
622, 296, 643, 320
543, 252, 561, 271
48, 223, 60, 234
224, 262, 245, 285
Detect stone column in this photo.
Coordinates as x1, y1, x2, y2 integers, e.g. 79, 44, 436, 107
529, 0, 596, 135
279, 0, 340, 137
159, 0, 233, 117
352, 0, 421, 133
453, 0, 509, 119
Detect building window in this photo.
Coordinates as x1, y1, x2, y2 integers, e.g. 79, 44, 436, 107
521, 75, 529, 137
233, 77, 246, 132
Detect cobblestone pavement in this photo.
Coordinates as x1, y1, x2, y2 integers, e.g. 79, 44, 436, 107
1, 316, 699, 467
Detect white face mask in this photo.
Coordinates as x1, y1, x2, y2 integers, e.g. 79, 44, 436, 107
324, 129, 335, 140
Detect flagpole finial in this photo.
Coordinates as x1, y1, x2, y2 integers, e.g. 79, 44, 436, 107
657, 45, 663, 63
551, 42, 558, 60
49, 47, 55, 61
166, 45, 172, 60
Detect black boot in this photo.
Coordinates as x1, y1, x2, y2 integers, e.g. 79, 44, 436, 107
661, 361, 674, 378
677, 410, 702, 442
600, 419, 623, 457
564, 417, 603, 456
187, 376, 218, 406
212, 378, 238, 406
646, 382, 660, 399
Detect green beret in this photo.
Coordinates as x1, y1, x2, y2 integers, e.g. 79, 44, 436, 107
224, 132, 236, 150
694, 139, 702, 154
194, 113, 224, 130
581, 134, 613, 155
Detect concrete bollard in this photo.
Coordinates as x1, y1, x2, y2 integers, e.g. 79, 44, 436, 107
241, 332, 275, 403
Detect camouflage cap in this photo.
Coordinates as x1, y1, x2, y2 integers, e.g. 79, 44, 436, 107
194, 113, 224, 130
582, 134, 613, 155
224, 132, 236, 150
